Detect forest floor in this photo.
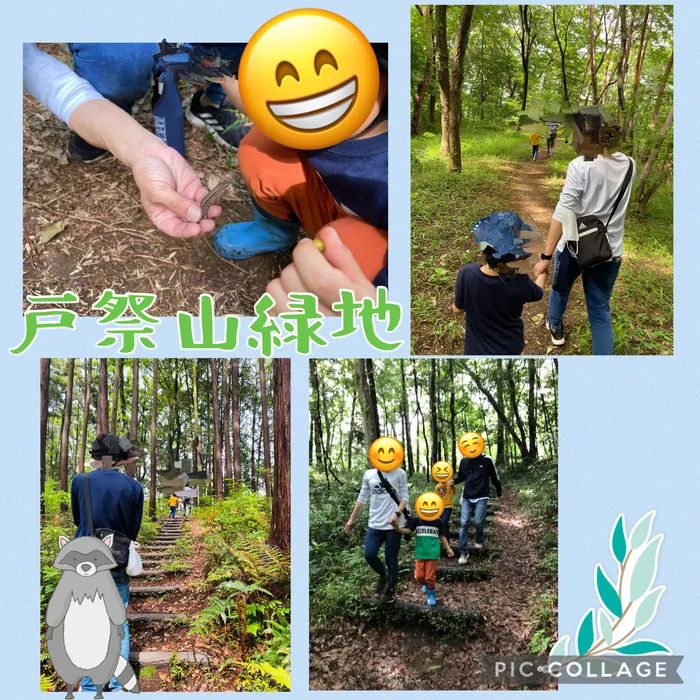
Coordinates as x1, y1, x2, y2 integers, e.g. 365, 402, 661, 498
309, 486, 555, 690
23, 44, 288, 317
411, 126, 673, 355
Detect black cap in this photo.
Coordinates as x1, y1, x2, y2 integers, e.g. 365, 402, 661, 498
91, 434, 137, 463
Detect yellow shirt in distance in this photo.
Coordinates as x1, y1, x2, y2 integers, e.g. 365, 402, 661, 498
529, 133, 541, 146
168, 496, 179, 507
435, 482, 455, 508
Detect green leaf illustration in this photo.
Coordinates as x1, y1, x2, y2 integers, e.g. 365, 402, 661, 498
629, 511, 656, 550
630, 534, 663, 601
634, 586, 666, 630
614, 640, 672, 655
596, 564, 622, 618
611, 514, 627, 564
576, 609, 595, 656
549, 635, 569, 657
598, 609, 614, 646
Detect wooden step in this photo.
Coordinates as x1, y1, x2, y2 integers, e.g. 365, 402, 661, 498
357, 597, 482, 634
130, 586, 181, 596
142, 559, 169, 565
130, 651, 209, 667
128, 612, 187, 622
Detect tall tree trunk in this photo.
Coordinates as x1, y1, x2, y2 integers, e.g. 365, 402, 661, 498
59, 359, 75, 502
191, 360, 201, 472
222, 360, 232, 494
354, 359, 379, 457
449, 361, 457, 466
429, 359, 439, 465
633, 107, 673, 204
211, 359, 223, 498
230, 359, 242, 484
411, 5, 434, 136
496, 360, 506, 464
518, 5, 536, 110
651, 51, 673, 129
149, 360, 158, 519
623, 4, 650, 144
588, 5, 599, 104
435, 5, 450, 155
269, 359, 291, 550
552, 6, 571, 103
616, 5, 629, 120
527, 359, 538, 460
506, 360, 530, 462
250, 385, 257, 491
399, 360, 415, 474
259, 359, 272, 498
130, 359, 139, 442
78, 359, 92, 474
40, 359, 51, 521
348, 391, 357, 472
110, 359, 120, 435
98, 359, 109, 435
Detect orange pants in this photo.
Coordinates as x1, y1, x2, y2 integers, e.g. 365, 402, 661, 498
414, 559, 438, 590
238, 127, 388, 281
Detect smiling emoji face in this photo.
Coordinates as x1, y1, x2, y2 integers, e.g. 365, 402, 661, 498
368, 437, 404, 472
415, 492, 444, 522
239, 9, 380, 149
431, 461, 454, 484
458, 432, 485, 458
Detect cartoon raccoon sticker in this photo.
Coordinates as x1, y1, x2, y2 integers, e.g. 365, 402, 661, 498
46, 535, 140, 699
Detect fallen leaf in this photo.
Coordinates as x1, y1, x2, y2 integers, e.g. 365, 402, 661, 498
531, 313, 544, 325
38, 221, 66, 244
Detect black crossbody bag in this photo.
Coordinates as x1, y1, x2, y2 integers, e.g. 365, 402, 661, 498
376, 470, 412, 540
83, 472, 131, 567
568, 158, 633, 269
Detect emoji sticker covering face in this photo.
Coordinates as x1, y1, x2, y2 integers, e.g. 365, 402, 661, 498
458, 432, 485, 458
368, 437, 404, 472
415, 492, 444, 522
431, 461, 454, 483
238, 9, 380, 149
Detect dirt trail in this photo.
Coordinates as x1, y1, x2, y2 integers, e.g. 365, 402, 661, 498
502, 150, 586, 355
309, 487, 552, 690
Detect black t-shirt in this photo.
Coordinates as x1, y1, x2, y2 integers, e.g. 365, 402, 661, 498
407, 516, 448, 560
455, 263, 543, 355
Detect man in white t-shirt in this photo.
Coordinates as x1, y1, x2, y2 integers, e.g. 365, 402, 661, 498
344, 438, 409, 603
533, 109, 636, 355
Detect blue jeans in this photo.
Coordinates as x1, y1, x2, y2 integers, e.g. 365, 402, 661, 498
532, 144, 539, 160
439, 507, 453, 530
69, 43, 158, 112
170, 506, 177, 518
548, 248, 622, 355
459, 498, 488, 552
81, 582, 130, 692
364, 527, 401, 592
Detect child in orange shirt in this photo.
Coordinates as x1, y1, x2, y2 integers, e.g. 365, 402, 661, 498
528, 132, 541, 161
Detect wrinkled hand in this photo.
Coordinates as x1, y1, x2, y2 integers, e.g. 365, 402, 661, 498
130, 142, 222, 238
266, 226, 377, 315
533, 260, 551, 277
344, 519, 355, 535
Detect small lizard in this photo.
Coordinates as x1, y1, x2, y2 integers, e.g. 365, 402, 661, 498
200, 180, 235, 220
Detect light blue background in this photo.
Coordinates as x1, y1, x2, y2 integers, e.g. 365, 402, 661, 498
0, 0, 696, 697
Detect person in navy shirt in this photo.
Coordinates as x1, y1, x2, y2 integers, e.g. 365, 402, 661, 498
454, 212, 547, 355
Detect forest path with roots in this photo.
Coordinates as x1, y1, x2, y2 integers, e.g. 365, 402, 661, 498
310, 486, 552, 691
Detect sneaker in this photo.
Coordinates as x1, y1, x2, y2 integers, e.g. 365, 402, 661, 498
374, 576, 388, 596
545, 319, 566, 346
474, 543, 484, 551
421, 584, 427, 594
426, 588, 437, 607
382, 588, 396, 604
67, 133, 108, 163
458, 553, 469, 565
186, 91, 251, 150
